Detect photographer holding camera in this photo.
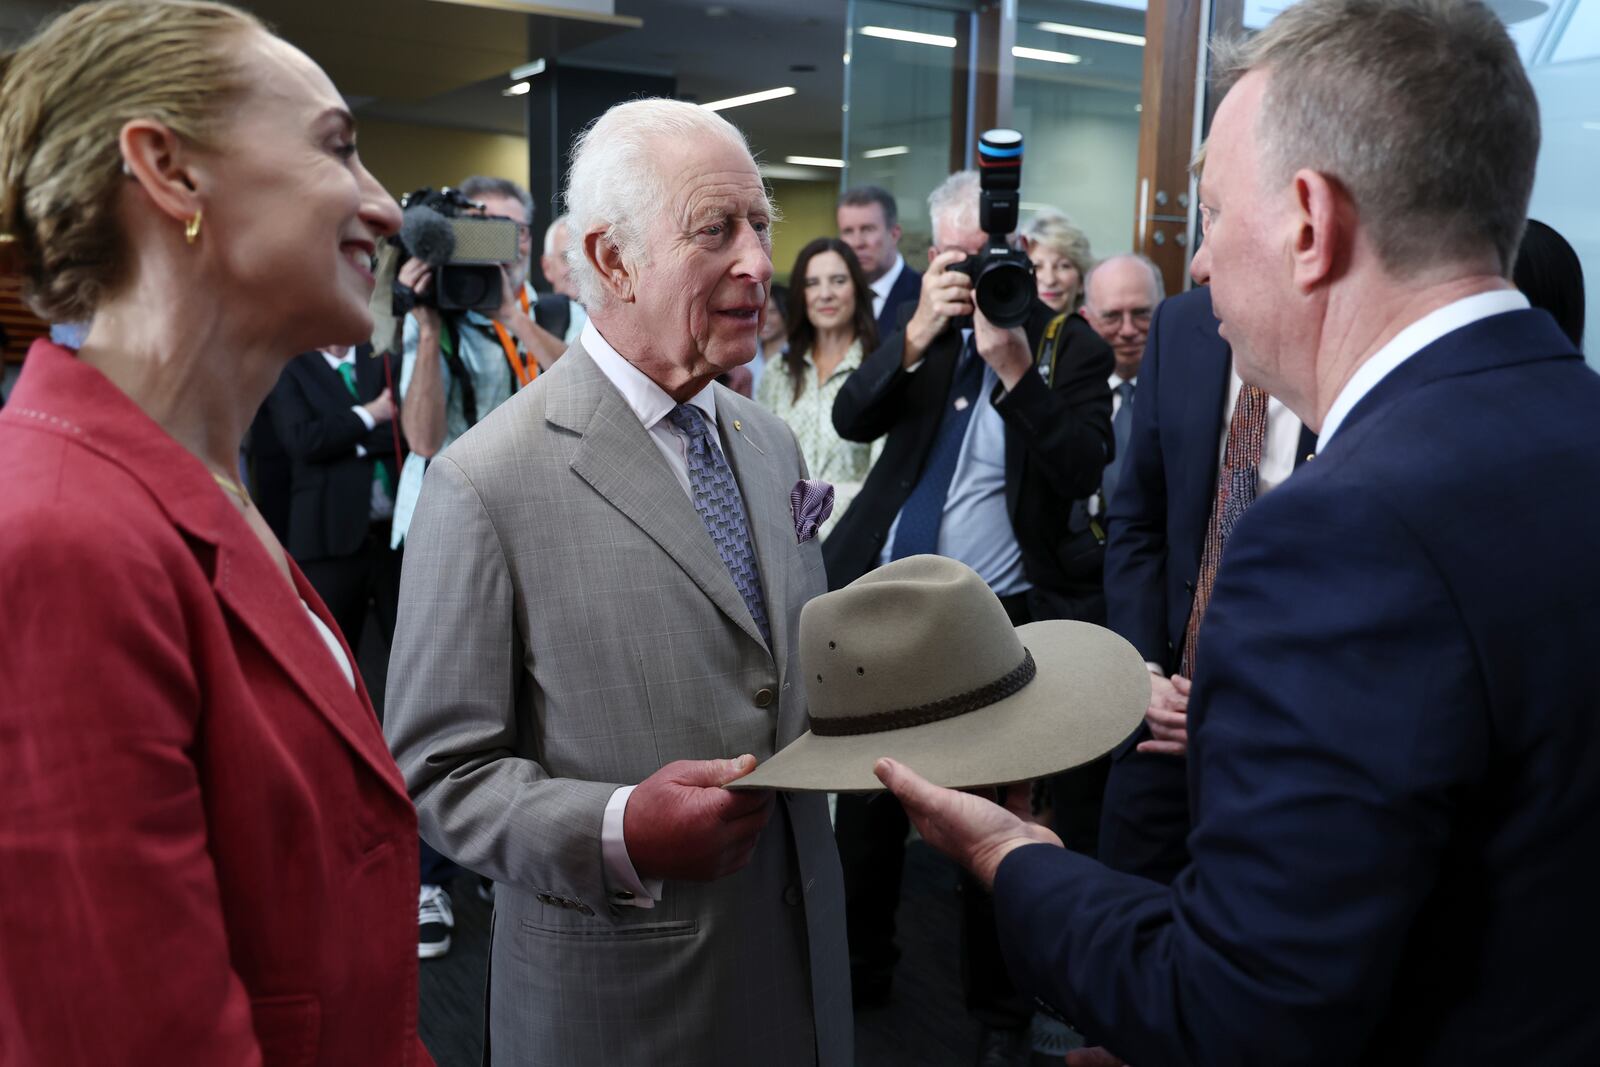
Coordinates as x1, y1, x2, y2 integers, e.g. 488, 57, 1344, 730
388, 175, 565, 956
825, 144, 1113, 1066
391, 175, 564, 519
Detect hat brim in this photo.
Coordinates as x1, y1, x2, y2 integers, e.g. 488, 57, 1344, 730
729, 620, 1150, 793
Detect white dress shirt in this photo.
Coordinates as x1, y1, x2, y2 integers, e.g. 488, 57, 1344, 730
1317, 289, 1529, 452
582, 318, 724, 909
869, 253, 907, 321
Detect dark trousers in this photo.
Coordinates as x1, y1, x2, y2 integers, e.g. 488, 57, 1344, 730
298, 521, 403, 672
834, 590, 1039, 1029
1097, 731, 1192, 885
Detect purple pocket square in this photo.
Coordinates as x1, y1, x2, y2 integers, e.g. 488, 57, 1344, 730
790, 480, 835, 544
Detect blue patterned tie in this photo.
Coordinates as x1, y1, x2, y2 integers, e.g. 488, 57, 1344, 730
891, 337, 986, 560
666, 403, 772, 647
1101, 379, 1135, 508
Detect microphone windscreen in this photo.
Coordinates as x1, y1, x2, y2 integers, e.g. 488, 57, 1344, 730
400, 205, 455, 269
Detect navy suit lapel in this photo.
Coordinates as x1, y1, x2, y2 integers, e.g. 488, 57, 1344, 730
1172, 311, 1231, 556
1328, 308, 1576, 450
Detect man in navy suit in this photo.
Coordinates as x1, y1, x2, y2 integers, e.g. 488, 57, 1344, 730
874, 1, 1600, 1063
838, 185, 922, 341
1097, 283, 1316, 885
269, 344, 402, 659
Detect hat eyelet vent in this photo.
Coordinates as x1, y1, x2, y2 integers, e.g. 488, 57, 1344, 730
856, 667, 865, 676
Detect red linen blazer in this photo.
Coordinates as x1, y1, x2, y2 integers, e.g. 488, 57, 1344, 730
0, 342, 431, 1066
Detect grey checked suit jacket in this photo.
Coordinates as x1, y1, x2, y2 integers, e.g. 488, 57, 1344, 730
384, 340, 851, 1067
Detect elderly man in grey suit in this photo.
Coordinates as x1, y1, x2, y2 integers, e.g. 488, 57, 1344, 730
384, 98, 851, 1066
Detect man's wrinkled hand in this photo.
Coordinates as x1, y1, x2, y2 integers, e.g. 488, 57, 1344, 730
1136, 673, 1190, 757
623, 756, 774, 883
874, 758, 1061, 890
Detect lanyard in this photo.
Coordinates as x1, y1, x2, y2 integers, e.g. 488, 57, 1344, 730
493, 287, 536, 388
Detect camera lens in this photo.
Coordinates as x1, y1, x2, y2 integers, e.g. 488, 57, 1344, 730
976, 260, 1035, 328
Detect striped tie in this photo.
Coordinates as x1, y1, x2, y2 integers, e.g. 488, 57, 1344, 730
1179, 383, 1269, 678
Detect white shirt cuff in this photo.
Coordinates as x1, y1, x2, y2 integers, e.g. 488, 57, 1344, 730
1146, 661, 1166, 676
352, 404, 376, 431
602, 785, 663, 909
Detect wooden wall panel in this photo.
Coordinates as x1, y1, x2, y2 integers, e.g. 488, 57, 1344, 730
1, 278, 48, 363
1134, 0, 1205, 295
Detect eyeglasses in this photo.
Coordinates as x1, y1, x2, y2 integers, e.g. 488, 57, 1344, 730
512, 222, 533, 241
1090, 307, 1153, 329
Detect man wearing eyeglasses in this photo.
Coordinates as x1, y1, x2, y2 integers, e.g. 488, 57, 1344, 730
1080, 254, 1162, 512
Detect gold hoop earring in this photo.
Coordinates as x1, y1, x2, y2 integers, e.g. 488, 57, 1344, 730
185, 209, 203, 245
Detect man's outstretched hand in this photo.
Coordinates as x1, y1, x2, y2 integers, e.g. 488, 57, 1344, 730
624, 756, 774, 882
873, 757, 1062, 890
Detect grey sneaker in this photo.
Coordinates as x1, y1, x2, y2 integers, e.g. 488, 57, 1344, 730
418, 883, 454, 959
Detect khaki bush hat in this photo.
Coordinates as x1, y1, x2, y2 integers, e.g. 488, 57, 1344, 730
732, 555, 1150, 793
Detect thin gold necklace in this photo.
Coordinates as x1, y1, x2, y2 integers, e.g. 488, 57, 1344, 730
211, 470, 253, 508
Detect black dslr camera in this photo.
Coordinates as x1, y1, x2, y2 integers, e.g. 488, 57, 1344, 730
391, 187, 523, 315
951, 129, 1036, 328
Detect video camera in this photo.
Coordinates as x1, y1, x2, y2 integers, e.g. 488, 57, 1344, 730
390, 187, 523, 315
951, 129, 1036, 328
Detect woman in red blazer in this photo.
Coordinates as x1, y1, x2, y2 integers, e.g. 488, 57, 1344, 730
0, 3, 430, 1064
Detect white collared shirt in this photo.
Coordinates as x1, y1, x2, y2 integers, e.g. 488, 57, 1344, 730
869, 252, 907, 320
1317, 289, 1529, 452
583, 317, 732, 911
582, 319, 718, 499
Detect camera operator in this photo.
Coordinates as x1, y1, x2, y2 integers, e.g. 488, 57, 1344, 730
395, 175, 565, 468
824, 166, 1113, 1066
390, 174, 564, 958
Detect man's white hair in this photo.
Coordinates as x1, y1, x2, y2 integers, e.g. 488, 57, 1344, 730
543, 213, 569, 256
927, 170, 981, 247
563, 98, 756, 309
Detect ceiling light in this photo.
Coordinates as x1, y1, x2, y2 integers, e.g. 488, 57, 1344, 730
785, 155, 845, 168
701, 86, 796, 111
502, 81, 532, 96
860, 26, 958, 48
1013, 45, 1082, 64
511, 58, 546, 80
862, 145, 910, 158
1037, 21, 1146, 47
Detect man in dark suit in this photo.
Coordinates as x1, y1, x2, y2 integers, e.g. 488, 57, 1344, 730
827, 169, 1112, 1063
874, 1, 1600, 1064
270, 344, 403, 658
838, 185, 922, 341
1097, 283, 1315, 885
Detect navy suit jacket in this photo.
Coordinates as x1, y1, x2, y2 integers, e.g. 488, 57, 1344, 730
269, 347, 400, 562
995, 307, 1600, 1065
1104, 287, 1315, 674
873, 263, 922, 343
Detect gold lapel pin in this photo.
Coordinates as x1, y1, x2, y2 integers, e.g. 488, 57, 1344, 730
733, 420, 742, 431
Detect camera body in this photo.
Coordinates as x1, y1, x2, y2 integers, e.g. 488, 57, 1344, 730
392, 187, 522, 315
949, 129, 1036, 329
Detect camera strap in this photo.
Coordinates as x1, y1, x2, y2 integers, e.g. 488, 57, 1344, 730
492, 287, 537, 389
1035, 311, 1071, 387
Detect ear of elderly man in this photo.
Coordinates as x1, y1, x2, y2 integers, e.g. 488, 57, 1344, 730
383, 99, 850, 1066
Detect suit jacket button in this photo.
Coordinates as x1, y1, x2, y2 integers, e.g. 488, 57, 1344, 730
784, 884, 802, 906
754, 687, 775, 708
